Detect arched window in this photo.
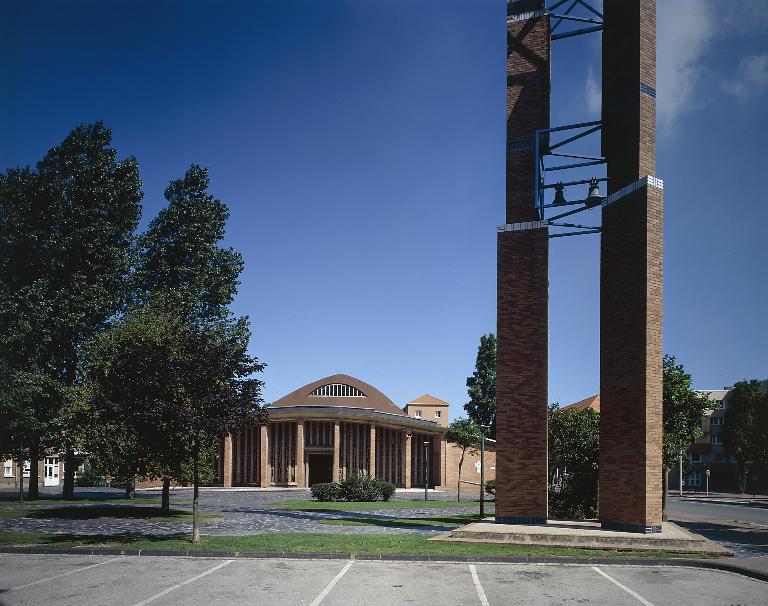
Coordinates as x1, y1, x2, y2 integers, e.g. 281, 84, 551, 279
310, 383, 366, 397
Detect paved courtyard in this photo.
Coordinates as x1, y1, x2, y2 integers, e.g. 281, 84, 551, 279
0, 488, 490, 537
0, 553, 765, 605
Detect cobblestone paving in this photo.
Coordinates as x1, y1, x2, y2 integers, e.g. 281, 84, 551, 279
0, 488, 493, 538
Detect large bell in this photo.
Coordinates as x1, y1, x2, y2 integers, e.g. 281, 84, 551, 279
553, 182, 567, 205
586, 178, 602, 205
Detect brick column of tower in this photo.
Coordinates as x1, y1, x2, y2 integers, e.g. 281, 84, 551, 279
222, 434, 233, 488
495, 0, 550, 524
295, 420, 305, 488
404, 433, 412, 489
599, 0, 663, 533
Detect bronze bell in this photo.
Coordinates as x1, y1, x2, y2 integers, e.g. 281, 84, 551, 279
553, 182, 567, 205
586, 178, 602, 205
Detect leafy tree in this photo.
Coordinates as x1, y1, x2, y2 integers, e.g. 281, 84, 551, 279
130, 164, 247, 508
83, 306, 266, 542
464, 334, 496, 438
1, 123, 142, 498
662, 355, 711, 514
548, 404, 599, 519
444, 418, 482, 502
721, 380, 768, 493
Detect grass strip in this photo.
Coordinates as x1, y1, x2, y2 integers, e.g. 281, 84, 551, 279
0, 531, 705, 559
319, 513, 484, 528
0, 506, 219, 523
275, 499, 493, 512
0, 496, 170, 507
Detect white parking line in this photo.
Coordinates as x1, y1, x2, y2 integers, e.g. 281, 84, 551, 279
132, 559, 234, 606
592, 567, 655, 606
469, 564, 490, 606
10, 557, 123, 592
308, 560, 354, 606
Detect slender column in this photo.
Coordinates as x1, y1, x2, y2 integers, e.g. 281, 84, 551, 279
496, 0, 550, 525
332, 420, 340, 483
222, 434, 233, 487
431, 435, 442, 489
259, 425, 270, 487
599, 0, 663, 533
295, 420, 305, 487
404, 433, 412, 489
368, 424, 376, 477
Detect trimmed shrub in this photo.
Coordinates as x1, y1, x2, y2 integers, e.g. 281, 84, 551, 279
311, 482, 342, 502
340, 474, 381, 502
377, 479, 396, 502
484, 479, 496, 496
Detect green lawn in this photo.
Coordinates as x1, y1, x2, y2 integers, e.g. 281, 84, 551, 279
319, 513, 484, 529
276, 499, 493, 512
0, 505, 219, 523
0, 531, 703, 559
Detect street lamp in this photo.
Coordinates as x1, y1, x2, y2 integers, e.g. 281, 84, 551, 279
424, 441, 430, 502
479, 425, 489, 518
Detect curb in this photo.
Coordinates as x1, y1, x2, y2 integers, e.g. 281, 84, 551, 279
1, 546, 766, 582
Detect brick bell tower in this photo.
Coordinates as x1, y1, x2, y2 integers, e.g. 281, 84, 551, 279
599, 0, 664, 533
496, 0, 550, 524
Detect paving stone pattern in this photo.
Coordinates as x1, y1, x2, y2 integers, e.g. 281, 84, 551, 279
0, 488, 492, 538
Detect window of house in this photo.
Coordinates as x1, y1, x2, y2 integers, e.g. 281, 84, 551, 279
3, 460, 13, 478
414, 410, 422, 419
686, 471, 702, 486
434, 411, 441, 418
710, 435, 722, 444
710, 417, 722, 425
690, 453, 702, 463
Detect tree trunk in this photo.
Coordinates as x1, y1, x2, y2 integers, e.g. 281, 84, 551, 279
28, 440, 40, 500
740, 469, 747, 494
457, 449, 465, 502
162, 478, 171, 512
125, 475, 135, 499
662, 467, 669, 522
17, 443, 24, 502
192, 438, 201, 544
62, 447, 75, 499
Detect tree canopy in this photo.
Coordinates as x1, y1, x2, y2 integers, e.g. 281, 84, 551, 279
464, 333, 496, 438
721, 379, 768, 492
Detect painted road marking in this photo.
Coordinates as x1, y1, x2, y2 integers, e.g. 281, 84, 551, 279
10, 556, 123, 592
592, 567, 655, 606
469, 564, 490, 606
308, 560, 354, 606
132, 559, 234, 606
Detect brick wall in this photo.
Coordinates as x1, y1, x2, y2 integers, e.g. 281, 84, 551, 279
496, 0, 550, 524
441, 439, 496, 495
599, 0, 663, 533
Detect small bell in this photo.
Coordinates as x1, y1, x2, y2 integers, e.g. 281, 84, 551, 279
586, 178, 602, 205
552, 182, 567, 205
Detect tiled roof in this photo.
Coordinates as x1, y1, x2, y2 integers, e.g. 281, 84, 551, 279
562, 394, 600, 412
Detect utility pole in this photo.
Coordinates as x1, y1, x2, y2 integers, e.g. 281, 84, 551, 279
480, 425, 489, 518
424, 441, 430, 502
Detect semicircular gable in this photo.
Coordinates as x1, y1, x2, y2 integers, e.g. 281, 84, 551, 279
272, 374, 405, 416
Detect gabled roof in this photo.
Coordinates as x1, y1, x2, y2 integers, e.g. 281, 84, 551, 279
563, 394, 600, 412
405, 394, 450, 407
271, 374, 406, 416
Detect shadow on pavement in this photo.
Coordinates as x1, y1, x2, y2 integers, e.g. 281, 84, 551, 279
673, 519, 768, 557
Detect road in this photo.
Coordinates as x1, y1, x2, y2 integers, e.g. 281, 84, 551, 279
1, 554, 766, 605
668, 495, 768, 558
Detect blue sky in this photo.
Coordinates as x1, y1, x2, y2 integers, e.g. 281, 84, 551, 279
2, 1, 766, 420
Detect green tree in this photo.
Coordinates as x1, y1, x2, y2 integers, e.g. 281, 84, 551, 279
83, 306, 266, 542
464, 334, 496, 438
662, 355, 711, 514
1, 123, 142, 498
548, 404, 599, 519
721, 380, 768, 493
130, 164, 247, 509
444, 418, 482, 502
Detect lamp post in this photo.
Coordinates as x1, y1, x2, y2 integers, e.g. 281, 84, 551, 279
479, 425, 489, 518
424, 441, 430, 502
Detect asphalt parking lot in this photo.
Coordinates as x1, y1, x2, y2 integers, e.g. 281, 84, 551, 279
0, 554, 766, 605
